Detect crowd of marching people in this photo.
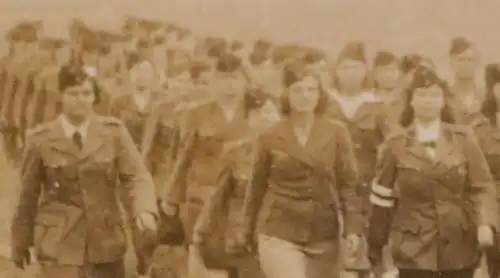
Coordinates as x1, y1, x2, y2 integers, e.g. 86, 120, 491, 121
3, 16, 500, 278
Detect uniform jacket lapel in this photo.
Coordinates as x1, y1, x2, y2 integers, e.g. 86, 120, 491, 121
80, 117, 107, 159
47, 120, 81, 160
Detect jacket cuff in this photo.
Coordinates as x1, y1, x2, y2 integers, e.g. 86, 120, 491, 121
343, 213, 365, 236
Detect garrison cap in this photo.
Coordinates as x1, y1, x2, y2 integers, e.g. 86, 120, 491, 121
408, 66, 444, 90
5, 20, 42, 43
189, 60, 211, 79
337, 41, 366, 64
39, 38, 67, 50
373, 50, 398, 68
59, 63, 101, 103
215, 53, 242, 73
485, 63, 500, 89
449, 36, 474, 56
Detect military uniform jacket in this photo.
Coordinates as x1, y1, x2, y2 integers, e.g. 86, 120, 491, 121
241, 117, 364, 244
25, 64, 63, 128
368, 124, 498, 271
140, 97, 181, 198
11, 115, 158, 265
327, 92, 389, 186
164, 95, 248, 207
109, 92, 155, 148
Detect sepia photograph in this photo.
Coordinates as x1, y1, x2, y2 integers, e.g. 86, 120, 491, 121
0, 0, 500, 277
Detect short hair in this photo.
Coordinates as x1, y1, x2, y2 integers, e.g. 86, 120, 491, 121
58, 64, 101, 104
399, 66, 454, 126
280, 60, 329, 115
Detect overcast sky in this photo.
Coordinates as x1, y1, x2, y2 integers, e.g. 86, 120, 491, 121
1, 0, 500, 71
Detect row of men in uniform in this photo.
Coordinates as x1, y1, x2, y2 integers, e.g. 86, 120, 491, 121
5, 18, 500, 278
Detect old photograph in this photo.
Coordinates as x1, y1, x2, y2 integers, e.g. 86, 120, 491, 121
0, 0, 500, 277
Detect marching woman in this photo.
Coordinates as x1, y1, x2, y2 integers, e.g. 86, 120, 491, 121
161, 53, 256, 278
368, 66, 498, 278
190, 91, 278, 278
237, 60, 363, 278
108, 56, 160, 276
327, 42, 389, 277
479, 63, 500, 278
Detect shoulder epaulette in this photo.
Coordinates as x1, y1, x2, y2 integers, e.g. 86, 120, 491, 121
99, 116, 122, 127
26, 124, 51, 137
444, 123, 472, 135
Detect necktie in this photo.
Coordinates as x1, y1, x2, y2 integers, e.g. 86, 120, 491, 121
73, 131, 83, 150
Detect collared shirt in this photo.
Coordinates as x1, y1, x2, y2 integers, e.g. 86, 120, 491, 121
415, 119, 441, 158
59, 115, 90, 142
330, 90, 379, 119
133, 93, 150, 113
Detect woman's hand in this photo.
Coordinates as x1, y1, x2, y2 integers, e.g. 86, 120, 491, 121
478, 225, 495, 248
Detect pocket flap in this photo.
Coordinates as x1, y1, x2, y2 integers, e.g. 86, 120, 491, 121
35, 212, 66, 227
395, 221, 421, 235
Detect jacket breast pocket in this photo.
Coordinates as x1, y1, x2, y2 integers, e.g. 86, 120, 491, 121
441, 155, 467, 179
34, 212, 67, 260
391, 221, 422, 261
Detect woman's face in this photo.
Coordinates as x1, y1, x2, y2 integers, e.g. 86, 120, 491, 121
451, 48, 478, 79
249, 100, 281, 131
374, 63, 401, 89
410, 84, 445, 122
62, 80, 96, 118
335, 58, 367, 90
287, 75, 320, 113
493, 83, 500, 103
129, 60, 157, 91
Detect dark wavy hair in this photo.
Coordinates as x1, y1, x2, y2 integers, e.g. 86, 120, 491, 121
399, 66, 454, 127
279, 60, 329, 116
58, 63, 101, 104
481, 63, 500, 126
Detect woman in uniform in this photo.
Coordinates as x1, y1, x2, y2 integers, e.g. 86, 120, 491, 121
190, 90, 277, 278
108, 56, 159, 276
327, 42, 388, 277
161, 53, 254, 278
479, 63, 500, 278
372, 51, 405, 129
11, 63, 158, 278
236, 60, 363, 278
368, 66, 497, 278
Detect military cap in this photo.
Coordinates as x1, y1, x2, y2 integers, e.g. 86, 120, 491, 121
337, 41, 366, 63
408, 66, 443, 90
249, 51, 269, 66
272, 44, 303, 65
189, 60, 211, 80
283, 60, 309, 88
39, 38, 67, 50
231, 40, 245, 52
302, 48, 326, 65
254, 39, 272, 53
206, 37, 228, 58
58, 63, 101, 103
485, 63, 500, 89
5, 20, 42, 42
373, 50, 398, 68
167, 61, 192, 78
215, 53, 242, 73
449, 36, 474, 55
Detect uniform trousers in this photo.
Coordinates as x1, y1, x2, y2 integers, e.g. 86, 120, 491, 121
37, 259, 125, 278
257, 234, 339, 278
398, 269, 474, 278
